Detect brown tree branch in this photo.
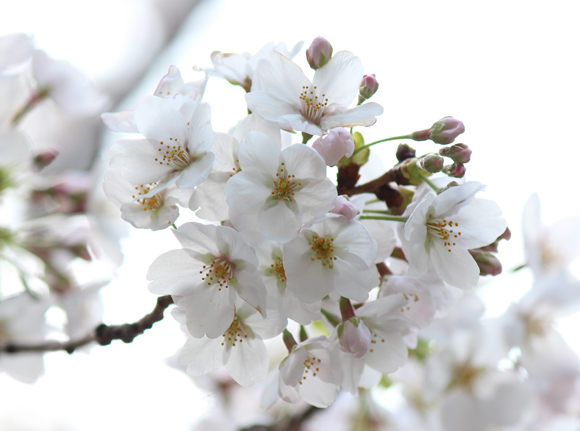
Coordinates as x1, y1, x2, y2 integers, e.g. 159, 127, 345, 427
341, 170, 394, 196
2, 295, 173, 355
239, 405, 321, 431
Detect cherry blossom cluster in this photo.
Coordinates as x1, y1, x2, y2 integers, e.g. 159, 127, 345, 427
100, 36, 521, 414
3, 32, 580, 431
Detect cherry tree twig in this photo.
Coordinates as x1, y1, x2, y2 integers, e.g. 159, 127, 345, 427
1, 295, 173, 354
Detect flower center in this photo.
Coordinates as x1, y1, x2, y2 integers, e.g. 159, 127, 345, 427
368, 331, 387, 353
300, 353, 322, 384
0, 320, 10, 344
309, 235, 337, 268
132, 183, 163, 211
221, 316, 249, 348
299, 85, 328, 124
154, 138, 193, 171
451, 361, 485, 391
426, 217, 462, 252
200, 256, 234, 290
270, 256, 287, 283
271, 163, 301, 201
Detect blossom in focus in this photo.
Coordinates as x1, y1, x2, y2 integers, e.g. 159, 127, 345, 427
177, 301, 286, 387
399, 182, 506, 289
284, 215, 377, 303
108, 95, 214, 195
224, 131, 336, 243
278, 336, 343, 407
147, 223, 266, 338
246, 51, 383, 135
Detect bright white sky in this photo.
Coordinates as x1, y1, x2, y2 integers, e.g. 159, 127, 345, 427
1, 0, 580, 429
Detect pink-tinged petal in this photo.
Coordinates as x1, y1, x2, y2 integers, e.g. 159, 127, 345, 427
226, 337, 268, 387
245, 92, 301, 126
109, 139, 172, 184
224, 171, 272, 214
257, 200, 302, 243
313, 51, 363, 108
362, 327, 408, 373
293, 180, 337, 224
172, 222, 220, 255
216, 226, 259, 267
187, 102, 214, 154
254, 52, 311, 106
133, 96, 187, 143
430, 245, 480, 289
186, 286, 236, 338
179, 336, 223, 376
101, 111, 138, 133
320, 102, 383, 131
147, 249, 204, 295
281, 143, 327, 180
238, 131, 280, 175
233, 113, 282, 147
175, 151, 214, 188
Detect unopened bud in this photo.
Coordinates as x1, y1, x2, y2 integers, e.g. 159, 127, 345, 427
411, 116, 465, 145
306, 37, 333, 70
420, 154, 444, 173
358, 74, 379, 104
428, 117, 465, 145
469, 250, 502, 276
312, 128, 354, 166
396, 143, 416, 162
439, 143, 471, 163
337, 318, 372, 359
443, 162, 466, 178
330, 195, 359, 219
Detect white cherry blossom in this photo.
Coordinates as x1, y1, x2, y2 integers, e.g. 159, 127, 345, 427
246, 51, 383, 135
177, 302, 286, 387
147, 223, 266, 338
278, 336, 343, 408
109, 95, 214, 195
284, 215, 377, 303
224, 131, 336, 243
399, 181, 507, 289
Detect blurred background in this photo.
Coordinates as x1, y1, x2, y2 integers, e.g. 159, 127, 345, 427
1, 0, 579, 429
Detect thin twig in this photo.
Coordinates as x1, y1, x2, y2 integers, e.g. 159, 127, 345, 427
1, 296, 174, 355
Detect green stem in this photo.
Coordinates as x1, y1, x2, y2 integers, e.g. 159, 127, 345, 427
172, 223, 178, 229
363, 209, 392, 215
360, 215, 408, 223
418, 173, 440, 193
352, 135, 412, 157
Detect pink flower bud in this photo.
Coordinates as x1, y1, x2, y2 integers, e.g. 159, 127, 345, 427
410, 116, 465, 145
469, 250, 503, 276
338, 318, 371, 359
429, 116, 465, 145
358, 74, 379, 103
443, 162, 466, 178
420, 153, 444, 173
312, 128, 354, 166
33, 149, 59, 172
439, 143, 471, 163
306, 37, 333, 70
330, 195, 359, 219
